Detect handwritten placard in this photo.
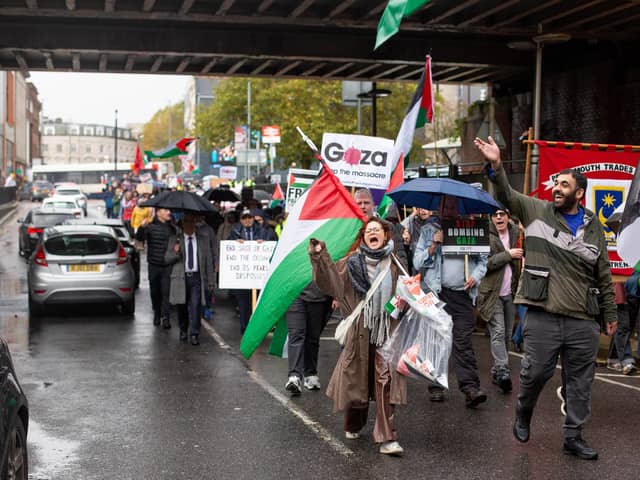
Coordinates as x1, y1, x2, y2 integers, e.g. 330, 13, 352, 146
219, 240, 277, 289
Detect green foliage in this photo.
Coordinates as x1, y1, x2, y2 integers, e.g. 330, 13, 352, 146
141, 102, 186, 152
196, 78, 434, 169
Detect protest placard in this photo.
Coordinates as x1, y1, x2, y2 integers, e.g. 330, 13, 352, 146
441, 217, 490, 255
219, 240, 277, 289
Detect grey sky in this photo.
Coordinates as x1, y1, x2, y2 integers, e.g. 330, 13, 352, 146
29, 72, 190, 127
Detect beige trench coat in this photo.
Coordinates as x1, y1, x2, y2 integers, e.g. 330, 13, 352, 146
309, 244, 407, 412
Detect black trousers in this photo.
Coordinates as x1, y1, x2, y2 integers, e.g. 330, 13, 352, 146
437, 288, 481, 393
177, 272, 202, 336
148, 264, 171, 322
285, 298, 332, 379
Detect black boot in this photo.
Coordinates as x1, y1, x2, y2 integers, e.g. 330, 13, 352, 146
161, 317, 171, 329
513, 404, 531, 443
563, 436, 598, 460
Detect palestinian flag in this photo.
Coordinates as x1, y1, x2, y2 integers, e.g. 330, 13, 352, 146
375, 0, 431, 50
269, 182, 285, 208
617, 158, 640, 269
240, 167, 367, 359
144, 137, 197, 160
378, 56, 433, 218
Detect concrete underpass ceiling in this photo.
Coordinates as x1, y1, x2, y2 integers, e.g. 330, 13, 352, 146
0, 0, 638, 84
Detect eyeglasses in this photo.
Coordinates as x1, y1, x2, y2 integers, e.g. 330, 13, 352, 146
364, 227, 383, 234
492, 212, 508, 217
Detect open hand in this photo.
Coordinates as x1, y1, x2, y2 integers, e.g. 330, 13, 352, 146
474, 136, 502, 170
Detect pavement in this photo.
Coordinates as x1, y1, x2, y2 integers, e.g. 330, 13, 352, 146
2, 200, 640, 479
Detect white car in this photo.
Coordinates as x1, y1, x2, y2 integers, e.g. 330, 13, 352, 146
51, 184, 88, 215
41, 196, 85, 218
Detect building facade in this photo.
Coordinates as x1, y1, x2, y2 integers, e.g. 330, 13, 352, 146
184, 76, 218, 175
41, 119, 137, 166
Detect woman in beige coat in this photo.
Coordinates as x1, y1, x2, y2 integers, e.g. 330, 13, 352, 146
309, 217, 407, 456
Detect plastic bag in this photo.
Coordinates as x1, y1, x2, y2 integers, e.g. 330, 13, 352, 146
381, 275, 453, 389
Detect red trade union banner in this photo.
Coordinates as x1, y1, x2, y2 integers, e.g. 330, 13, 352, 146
536, 141, 640, 275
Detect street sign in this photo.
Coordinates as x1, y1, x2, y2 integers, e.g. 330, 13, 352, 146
234, 125, 248, 151
441, 217, 490, 254
261, 125, 281, 144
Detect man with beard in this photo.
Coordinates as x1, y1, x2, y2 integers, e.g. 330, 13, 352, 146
474, 136, 616, 461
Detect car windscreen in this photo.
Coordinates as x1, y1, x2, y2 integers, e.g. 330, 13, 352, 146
34, 181, 51, 187
33, 213, 75, 226
56, 190, 82, 196
45, 234, 118, 256
44, 201, 77, 209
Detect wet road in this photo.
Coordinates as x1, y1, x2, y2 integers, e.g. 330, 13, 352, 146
1, 201, 639, 479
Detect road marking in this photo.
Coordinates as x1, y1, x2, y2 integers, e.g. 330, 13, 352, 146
201, 319, 355, 458
509, 351, 640, 391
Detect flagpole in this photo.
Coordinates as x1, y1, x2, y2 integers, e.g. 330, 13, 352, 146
523, 127, 533, 195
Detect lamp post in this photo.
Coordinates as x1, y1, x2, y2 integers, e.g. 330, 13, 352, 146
357, 82, 391, 136
114, 109, 118, 176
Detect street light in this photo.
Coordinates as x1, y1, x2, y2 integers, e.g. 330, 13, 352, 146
357, 82, 391, 136
114, 108, 118, 175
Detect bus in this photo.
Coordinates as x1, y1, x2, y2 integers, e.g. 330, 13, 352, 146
30, 162, 176, 194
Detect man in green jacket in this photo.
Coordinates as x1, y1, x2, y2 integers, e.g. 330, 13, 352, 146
475, 136, 617, 461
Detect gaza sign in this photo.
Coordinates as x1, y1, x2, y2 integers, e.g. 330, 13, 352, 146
321, 133, 394, 190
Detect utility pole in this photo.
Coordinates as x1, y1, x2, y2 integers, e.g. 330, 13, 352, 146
114, 109, 118, 175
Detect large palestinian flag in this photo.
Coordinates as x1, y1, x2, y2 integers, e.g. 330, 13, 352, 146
378, 55, 433, 218
144, 137, 197, 161
618, 158, 640, 269
239, 167, 367, 359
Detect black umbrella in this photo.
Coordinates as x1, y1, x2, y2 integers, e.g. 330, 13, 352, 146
252, 189, 272, 202
141, 190, 215, 213
202, 187, 241, 203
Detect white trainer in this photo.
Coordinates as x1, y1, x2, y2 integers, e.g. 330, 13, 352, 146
285, 376, 302, 396
556, 386, 566, 416
345, 431, 360, 439
304, 375, 321, 391
379, 441, 404, 455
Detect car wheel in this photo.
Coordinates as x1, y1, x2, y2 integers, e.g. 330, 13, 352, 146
2, 419, 28, 480
122, 297, 135, 315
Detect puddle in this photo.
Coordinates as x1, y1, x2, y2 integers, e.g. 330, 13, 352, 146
27, 419, 80, 480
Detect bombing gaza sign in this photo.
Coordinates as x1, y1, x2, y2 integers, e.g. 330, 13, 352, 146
321, 133, 394, 190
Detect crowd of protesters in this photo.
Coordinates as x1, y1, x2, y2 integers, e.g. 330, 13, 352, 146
107, 156, 638, 460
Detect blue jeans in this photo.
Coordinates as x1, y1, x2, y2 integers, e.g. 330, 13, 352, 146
487, 294, 515, 375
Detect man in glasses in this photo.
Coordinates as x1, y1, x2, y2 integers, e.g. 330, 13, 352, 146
477, 208, 523, 394
475, 136, 616, 461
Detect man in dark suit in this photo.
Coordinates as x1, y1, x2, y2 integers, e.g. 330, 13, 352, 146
166, 213, 215, 345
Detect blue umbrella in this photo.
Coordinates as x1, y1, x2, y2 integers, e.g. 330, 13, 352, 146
388, 177, 501, 215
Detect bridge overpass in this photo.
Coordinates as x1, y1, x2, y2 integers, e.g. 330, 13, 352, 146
0, 1, 637, 84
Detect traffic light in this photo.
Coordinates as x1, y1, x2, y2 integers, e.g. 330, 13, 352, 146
250, 129, 261, 149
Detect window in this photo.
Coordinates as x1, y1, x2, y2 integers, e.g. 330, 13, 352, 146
70, 144, 77, 153
42, 144, 49, 152
69, 125, 80, 135
106, 128, 113, 136
56, 144, 62, 153
96, 127, 104, 136
44, 126, 55, 135
85, 145, 91, 153
99, 145, 104, 153
83, 126, 94, 136
123, 131, 130, 139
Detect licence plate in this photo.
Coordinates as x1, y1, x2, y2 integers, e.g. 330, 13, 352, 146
68, 264, 100, 272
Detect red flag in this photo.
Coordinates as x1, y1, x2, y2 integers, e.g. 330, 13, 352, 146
133, 144, 144, 175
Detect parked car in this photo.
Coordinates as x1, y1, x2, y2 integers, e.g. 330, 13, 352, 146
0, 337, 29, 480
51, 184, 88, 215
64, 218, 140, 289
28, 225, 135, 316
16, 182, 32, 202
17, 208, 77, 258
41, 196, 85, 218
30, 180, 53, 202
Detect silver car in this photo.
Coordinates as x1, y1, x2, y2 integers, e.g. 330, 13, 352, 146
28, 225, 135, 316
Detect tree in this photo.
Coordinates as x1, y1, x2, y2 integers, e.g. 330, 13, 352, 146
141, 102, 186, 151
195, 78, 457, 170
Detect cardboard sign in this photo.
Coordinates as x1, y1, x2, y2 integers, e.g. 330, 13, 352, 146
219, 241, 277, 289
321, 133, 393, 190
219, 166, 238, 180
136, 183, 153, 194
441, 217, 490, 255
